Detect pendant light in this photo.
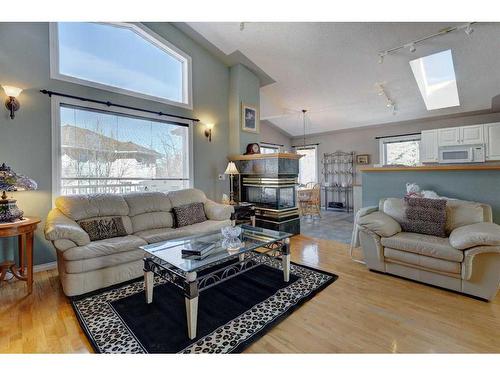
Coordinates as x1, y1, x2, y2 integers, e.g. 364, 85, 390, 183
302, 109, 307, 147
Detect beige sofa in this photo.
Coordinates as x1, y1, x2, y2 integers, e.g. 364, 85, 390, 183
44, 188, 233, 296
357, 198, 500, 301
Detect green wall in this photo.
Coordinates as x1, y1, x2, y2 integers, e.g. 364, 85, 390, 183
228, 64, 261, 155
362, 170, 500, 223
0, 22, 232, 265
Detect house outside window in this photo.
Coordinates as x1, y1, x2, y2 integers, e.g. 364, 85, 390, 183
52, 98, 192, 197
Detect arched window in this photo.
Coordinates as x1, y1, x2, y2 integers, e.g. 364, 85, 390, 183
50, 22, 192, 108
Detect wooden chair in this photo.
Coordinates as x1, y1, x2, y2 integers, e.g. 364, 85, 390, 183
298, 182, 321, 218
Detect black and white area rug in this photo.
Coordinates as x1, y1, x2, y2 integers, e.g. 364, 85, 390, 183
71, 260, 338, 354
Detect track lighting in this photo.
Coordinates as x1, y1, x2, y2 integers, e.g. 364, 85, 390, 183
464, 23, 474, 35
377, 22, 476, 63
378, 52, 386, 64
376, 83, 397, 115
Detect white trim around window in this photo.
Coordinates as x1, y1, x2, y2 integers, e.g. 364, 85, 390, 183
50, 96, 194, 204
294, 145, 319, 185
379, 134, 421, 166
49, 22, 193, 109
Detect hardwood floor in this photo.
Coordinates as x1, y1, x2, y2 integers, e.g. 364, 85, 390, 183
0, 235, 499, 353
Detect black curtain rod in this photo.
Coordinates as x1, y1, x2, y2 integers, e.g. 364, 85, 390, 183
260, 141, 284, 147
375, 132, 420, 140
39, 89, 200, 123
292, 143, 320, 147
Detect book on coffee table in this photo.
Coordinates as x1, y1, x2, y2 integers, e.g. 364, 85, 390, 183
181, 241, 216, 257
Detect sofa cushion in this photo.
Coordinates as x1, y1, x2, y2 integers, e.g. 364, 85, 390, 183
55, 194, 129, 221
380, 198, 407, 224
168, 188, 207, 208
135, 227, 183, 244
123, 192, 172, 216
384, 247, 461, 274
136, 220, 231, 244
62, 235, 147, 261
358, 211, 401, 237
401, 197, 447, 237
175, 219, 231, 238
445, 200, 487, 234
173, 202, 207, 228
64, 249, 146, 274
130, 212, 174, 233
381, 232, 464, 262
79, 216, 128, 241
449, 222, 500, 250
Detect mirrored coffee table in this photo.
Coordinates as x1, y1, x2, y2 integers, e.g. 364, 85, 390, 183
140, 225, 292, 340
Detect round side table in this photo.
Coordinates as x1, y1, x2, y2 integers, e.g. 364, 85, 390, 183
0, 217, 41, 294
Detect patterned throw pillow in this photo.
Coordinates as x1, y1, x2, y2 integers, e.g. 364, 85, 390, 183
401, 197, 447, 237
79, 217, 128, 241
173, 202, 207, 228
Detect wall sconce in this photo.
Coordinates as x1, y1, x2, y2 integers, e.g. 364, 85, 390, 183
2, 85, 23, 120
204, 123, 214, 142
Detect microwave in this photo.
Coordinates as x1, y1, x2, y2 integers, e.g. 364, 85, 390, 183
438, 144, 485, 164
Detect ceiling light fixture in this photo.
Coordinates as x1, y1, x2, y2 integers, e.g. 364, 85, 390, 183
301, 109, 307, 146
376, 83, 397, 115
464, 23, 474, 35
377, 22, 476, 63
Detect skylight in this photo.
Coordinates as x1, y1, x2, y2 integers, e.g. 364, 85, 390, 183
410, 49, 460, 110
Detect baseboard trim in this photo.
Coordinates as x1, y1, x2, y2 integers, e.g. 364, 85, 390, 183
34, 261, 57, 273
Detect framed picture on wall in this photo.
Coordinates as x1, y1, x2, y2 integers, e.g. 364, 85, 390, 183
356, 154, 370, 164
241, 103, 259, 133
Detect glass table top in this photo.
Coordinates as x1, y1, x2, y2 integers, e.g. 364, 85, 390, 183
140, 225, 291, 273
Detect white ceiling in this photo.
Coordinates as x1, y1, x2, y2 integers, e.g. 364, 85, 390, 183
186, 22, 500, 136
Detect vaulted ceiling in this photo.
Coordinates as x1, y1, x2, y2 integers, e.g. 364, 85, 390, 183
186, 22, 500, 136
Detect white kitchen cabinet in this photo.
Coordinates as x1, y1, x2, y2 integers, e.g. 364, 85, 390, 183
438, 127, 460, 146
461, 124, 484, 145
420, 129, 439, 163
438, 125, 484, 146
485, 122, 500, 160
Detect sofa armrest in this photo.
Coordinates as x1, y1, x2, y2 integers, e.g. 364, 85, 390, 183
44, 208, 90, 247
204, 199, 234, 221
449, 222, 500, 250
358, 211, 402, 238
462, 245, 500, 280
357, 205, 379, 218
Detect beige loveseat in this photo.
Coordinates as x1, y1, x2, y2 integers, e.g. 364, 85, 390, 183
357, 198, 500, 301
44, 188, 233, 296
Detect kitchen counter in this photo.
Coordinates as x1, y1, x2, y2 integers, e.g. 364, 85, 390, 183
360, 164, 500, 172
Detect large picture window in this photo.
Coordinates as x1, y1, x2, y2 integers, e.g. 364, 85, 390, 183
50, 22, 192, 108
53, 99, 192, 196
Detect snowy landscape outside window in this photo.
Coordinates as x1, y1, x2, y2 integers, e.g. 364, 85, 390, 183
58, 105, 191, 195
380, 135, 421, 166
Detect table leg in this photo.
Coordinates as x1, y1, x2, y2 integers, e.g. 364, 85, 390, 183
143, 258, 155, 303
282, 238, 290, 282
144, 270, 154, 304
185, 296, 199, 340
18, 234, 25, 276
26, 231, 34, 294
185, 272, 199, 340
